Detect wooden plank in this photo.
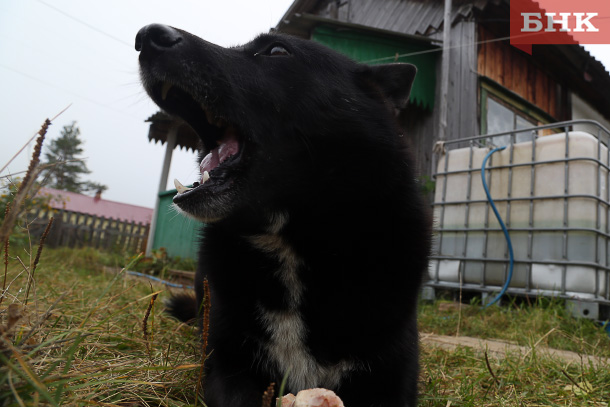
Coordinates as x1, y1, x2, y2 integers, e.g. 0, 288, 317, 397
98, 217, 107, 249
495, 39, 505, 86
541, 68, 549, 113
547, 76, 557, 118
132, 221, 139, 252
477, 26, 487, 77
75, 213, 84, 246
115, 221, 124, 250
140, 224, 150, 253
503, 42, 514, 93
459, 21, 478, 139
526, 64, 536, 105
126, 220, 136, 252
87, 214, 95, 245
66, 212, 77, 248
484, 36, 493, 78
59, 211, 68, 247
447, 23, 460, 140
129, 222, 137, 253
512, 53, 528, 101
534, 67, 545, 112
499, 41, 510, 89
94, 217, 103, 248
48, 210, 62, 248
543, 75, 552, 117
483, 34, 499, 84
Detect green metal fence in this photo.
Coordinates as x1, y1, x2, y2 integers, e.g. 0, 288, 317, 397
151, 189, 202, 260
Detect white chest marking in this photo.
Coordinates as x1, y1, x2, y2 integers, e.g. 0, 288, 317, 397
258, 308, 355, 391
248, 212, 355, 391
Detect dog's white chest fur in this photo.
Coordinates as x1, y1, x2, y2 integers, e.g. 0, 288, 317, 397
248, 213, 354, 391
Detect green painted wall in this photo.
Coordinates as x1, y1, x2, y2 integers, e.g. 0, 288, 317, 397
152, 189, 202, 260
312, 26, 437, 110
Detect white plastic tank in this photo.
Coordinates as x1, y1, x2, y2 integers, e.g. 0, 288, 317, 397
431, 131, 610, 300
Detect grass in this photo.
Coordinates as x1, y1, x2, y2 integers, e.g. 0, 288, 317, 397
1, 247, 609, 406
1, 117, 609, 406
419, 297, 610, 357
0, 116, 205, 406
419, 344, 609, 406
418, 297, 610, 406
0, 247, 203, 406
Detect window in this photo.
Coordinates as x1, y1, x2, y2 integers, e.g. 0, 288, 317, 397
480, 81, 553, 146
486, 95, 537, 144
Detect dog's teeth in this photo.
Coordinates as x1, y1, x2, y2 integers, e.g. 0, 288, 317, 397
161, 82, 173, 101
174, 179, 193, 194
202, 171, 210, 183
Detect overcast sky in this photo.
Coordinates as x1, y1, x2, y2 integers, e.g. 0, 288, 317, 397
0, 0, 294, 208
1, 0, 609, 209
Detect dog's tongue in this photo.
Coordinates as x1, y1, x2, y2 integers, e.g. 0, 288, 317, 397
200, 126, 240, 175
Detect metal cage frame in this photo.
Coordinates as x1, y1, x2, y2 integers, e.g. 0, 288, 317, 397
428, 120, 610, 314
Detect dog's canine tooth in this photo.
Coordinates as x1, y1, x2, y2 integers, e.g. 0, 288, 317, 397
161, 82, 173, 100
202, 171, 210, 183
174, 179, 193, 194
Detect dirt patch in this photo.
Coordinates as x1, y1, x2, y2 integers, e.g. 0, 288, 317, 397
421, 333, 609, 367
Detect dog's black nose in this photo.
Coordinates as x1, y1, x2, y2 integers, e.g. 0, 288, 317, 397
135, 24, 182, 52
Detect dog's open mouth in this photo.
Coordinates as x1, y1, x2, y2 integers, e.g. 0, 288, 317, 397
147, 81, 246, 204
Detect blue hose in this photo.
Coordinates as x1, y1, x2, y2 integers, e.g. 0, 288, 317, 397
481, 146, 514, 307
126, 270, 194, 289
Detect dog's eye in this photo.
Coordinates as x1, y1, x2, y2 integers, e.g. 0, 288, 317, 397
269, 46, 290, 56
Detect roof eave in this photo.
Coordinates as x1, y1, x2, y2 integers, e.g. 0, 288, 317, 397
275, 12, 442, 46
276, 0, 321, 32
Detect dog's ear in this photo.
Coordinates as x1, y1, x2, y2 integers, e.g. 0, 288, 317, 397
366, 63, 417, 113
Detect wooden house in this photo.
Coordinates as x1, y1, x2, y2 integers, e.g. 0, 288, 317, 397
276, 0, 610, 176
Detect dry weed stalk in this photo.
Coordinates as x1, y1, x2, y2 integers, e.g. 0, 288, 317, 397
24, 217, 54, 305
484, 349, 500, 386
18, 120, 49, 196
262, 382, 276, 407
142, 292, 159, 356
1, 203, 10, 306
0, 119, 50, 246
561, 368, 587, 391
202, 279, 211, 356
195, 278, 211, 404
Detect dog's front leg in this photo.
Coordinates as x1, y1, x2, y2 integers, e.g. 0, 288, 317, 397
202, 361, 272, 407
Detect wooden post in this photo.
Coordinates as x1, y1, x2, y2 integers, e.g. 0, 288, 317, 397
146, 125, 178, 256
439, 0, 452, 141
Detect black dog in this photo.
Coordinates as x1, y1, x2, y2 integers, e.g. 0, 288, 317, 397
136, 24, 430, 407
